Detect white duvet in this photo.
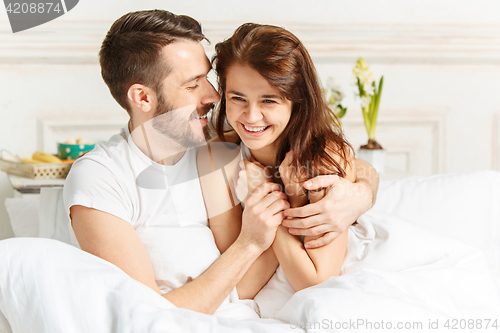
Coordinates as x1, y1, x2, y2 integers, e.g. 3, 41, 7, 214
0, 237, 293, 333
1, 209, 498, 332
275, 209, 500, 332
1, 171, 500, 332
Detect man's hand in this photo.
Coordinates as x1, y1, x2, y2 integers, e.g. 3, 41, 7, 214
282, 173, 374, 249
238, 179, 289, 253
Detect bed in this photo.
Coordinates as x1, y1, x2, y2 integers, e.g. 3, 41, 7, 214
1, 170, 499, 332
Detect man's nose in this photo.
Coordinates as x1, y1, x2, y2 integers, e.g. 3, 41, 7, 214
201, 80, 220, 105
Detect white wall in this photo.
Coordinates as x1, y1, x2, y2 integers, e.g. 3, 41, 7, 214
1, 0, 499, 239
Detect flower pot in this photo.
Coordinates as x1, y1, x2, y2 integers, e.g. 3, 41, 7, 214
357, 148, 386, 175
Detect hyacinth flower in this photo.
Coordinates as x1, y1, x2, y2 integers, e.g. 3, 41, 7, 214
324, 77, 347, 119
353, 57, 384, 149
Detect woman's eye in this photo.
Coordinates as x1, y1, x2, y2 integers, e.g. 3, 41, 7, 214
231, 96, 245, 102
263, 99, 277, 104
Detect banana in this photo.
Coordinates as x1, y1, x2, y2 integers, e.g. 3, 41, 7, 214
22, 158, 44, 164
32, 151, 62, 163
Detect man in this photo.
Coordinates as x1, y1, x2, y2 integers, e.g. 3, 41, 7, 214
64, 9, 378, 315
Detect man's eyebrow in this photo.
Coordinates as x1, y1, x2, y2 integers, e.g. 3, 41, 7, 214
181, 74, 205, 86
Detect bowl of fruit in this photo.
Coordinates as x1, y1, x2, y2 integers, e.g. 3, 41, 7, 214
57, 138, 95, 161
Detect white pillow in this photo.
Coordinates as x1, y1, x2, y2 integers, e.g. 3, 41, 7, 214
39, 188, 73, 245
4, 197, 39, 237
374, 170, 500, 278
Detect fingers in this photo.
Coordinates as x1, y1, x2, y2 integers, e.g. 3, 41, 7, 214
266, 195, 290, 215
283, 202, 321, 219
308, 188, 325, 203
240, 207, 285, 253
240, 183, 289, 251
244, 158, 266, 170
243, 160, 272, 185
277, 151, 294, 181
303, 174, 340, 191
246, 182, 282, 205
235, 169, 249, 203
288, 224, 331, 237
254, 191, 287, 211
282, 151, 294, 165
303, 231, 339, 249
282, 214, 321, 229
245, 184, 288, 226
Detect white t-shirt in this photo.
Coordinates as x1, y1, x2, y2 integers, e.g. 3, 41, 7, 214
63, 127, 220, 294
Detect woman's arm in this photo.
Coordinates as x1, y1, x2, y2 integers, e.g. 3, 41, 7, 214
275, 150, 356, 291
197, 141, 282, 299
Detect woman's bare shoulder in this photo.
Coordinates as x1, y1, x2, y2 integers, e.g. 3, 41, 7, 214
325, 142, 356, 182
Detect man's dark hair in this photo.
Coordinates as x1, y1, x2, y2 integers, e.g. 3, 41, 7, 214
99, 9, 207, 113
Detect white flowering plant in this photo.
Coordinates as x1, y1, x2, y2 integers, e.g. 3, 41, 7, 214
353, 57, 384, 149
324, 77, 347, 119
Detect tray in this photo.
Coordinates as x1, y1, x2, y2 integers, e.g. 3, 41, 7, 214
0, 151, 72, 179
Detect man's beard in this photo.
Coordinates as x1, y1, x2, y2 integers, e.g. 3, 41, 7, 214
152, 93, 212, 149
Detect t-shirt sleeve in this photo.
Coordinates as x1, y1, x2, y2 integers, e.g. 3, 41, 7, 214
63, 158, 133, 224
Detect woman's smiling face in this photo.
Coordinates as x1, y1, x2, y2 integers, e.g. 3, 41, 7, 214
225, 64, 292, 154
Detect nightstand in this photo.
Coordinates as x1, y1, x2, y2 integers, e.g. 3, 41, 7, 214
7, 174, 65, 198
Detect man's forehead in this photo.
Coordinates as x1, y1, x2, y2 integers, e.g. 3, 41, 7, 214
161, 41, 210, 83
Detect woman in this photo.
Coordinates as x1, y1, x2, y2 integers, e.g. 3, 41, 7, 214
197, 23, 356, 316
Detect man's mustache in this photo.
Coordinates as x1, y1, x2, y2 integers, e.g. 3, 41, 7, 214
188, 103, 215, 121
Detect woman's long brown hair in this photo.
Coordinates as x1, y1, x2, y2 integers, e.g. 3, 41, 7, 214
211, 23, 353, 180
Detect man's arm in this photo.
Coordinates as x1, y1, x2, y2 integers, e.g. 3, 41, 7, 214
71, 181, 283, 315
353, 158, 379, 205
282, 158, 379, 248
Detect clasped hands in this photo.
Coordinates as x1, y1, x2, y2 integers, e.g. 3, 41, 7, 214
236, 153, 371, 249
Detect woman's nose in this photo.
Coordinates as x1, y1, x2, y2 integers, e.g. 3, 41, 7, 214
244, 104, 263, 123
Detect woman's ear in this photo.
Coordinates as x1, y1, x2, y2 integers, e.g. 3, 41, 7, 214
127, 84, 156, 113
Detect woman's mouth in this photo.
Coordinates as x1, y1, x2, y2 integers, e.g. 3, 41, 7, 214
241, 123, 271, 135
